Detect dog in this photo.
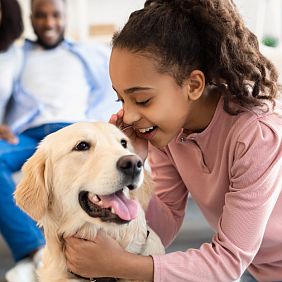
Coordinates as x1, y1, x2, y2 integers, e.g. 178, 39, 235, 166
14, 121, 165, 282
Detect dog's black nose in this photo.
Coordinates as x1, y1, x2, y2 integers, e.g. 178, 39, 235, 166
117, 155, 143, 181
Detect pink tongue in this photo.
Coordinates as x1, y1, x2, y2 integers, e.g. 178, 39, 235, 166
99, 190, 139, 221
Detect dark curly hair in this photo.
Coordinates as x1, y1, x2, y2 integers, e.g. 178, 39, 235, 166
0, 0, 23, 52
112, 0, 281, 115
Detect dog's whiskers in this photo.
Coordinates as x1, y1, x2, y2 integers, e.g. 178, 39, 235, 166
121, 125, 134, 132
119, 122, 135, 132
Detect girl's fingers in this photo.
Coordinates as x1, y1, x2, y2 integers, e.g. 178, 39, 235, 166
109, 113, 118, 125
109, 109, 134, 135
117, 109, 124, 119
109, 109, 124, 126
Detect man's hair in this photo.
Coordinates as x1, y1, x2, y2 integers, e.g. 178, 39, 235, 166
0, 0, 23, 52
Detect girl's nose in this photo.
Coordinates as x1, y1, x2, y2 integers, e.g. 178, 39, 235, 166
122, 105, 141, 125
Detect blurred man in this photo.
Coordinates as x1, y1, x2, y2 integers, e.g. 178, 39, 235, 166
2, 0, 119, 281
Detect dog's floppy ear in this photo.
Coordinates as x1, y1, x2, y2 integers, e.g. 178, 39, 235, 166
14, 147, 51, 221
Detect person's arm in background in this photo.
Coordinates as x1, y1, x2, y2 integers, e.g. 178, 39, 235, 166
0, 45, 23, 144
0, 124, 18, 144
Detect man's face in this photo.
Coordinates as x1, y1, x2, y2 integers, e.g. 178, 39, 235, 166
31, 0, 66, 49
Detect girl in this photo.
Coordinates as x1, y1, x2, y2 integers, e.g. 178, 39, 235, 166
65, 0, 282, 281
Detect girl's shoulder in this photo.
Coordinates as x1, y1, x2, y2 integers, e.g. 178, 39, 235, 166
231, 101, 282, 146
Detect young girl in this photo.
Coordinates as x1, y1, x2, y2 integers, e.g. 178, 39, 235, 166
64, 0, 282, 281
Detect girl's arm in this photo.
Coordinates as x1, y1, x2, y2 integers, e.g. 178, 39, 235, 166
146, 118, 282, 282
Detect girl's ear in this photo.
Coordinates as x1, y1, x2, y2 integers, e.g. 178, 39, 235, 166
186, 70, 205, 101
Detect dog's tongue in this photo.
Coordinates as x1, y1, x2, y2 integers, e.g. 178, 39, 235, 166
99, 190, 139, 221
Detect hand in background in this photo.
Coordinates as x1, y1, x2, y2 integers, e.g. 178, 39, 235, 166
0, 124, 19, 144
109, 109, 148, 163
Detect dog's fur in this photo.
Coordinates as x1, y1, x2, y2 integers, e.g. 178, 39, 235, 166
14, 122, 165, 282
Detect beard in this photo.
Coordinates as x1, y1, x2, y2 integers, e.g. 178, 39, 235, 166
35, 30, 65, 50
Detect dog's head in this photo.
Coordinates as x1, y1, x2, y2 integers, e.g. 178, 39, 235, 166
14, 122, 149, 227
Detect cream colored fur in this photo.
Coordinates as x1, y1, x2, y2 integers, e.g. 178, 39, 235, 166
14, 122, 165, 282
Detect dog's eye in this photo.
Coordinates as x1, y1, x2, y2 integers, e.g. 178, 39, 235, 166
121, 139, 127, 149
75, 142, 90, 151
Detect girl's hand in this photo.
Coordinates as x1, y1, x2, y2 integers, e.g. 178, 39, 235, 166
109, 109, 148, 163
65, 230, 154, 281
65, 230, 127, 278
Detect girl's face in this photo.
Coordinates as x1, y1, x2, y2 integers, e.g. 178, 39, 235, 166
109, 48, 198, 148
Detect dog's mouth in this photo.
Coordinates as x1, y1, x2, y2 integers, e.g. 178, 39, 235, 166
79, 189, 139, 224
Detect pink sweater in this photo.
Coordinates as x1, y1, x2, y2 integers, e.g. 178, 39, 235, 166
146, 97, 282, 282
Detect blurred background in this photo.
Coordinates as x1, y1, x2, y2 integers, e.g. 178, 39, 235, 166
1, 0, 282, 280
16, 0, 282, 78
16, 0, 282, 47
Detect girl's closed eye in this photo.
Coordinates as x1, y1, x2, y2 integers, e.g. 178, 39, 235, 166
136, 99, 150, 106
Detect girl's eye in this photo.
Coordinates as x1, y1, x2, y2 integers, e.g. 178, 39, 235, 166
136, 99, 150, 106
115, 99, 124, 103
121, 139, 127, 148
75, 142, 90, 151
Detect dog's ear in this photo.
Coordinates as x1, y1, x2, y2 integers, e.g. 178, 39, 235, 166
14, 147, 51, 221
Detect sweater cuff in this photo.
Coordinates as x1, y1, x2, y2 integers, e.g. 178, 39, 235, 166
152, 255, 163, 282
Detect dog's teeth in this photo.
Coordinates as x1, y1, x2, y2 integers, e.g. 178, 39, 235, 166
92, 195, 99, 202
111, 207, 116, 214
98, 200, 103, 205
89, 193, 99, 202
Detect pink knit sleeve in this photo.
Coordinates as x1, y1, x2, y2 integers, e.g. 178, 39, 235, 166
146, 144, 189, 247
147, 119, 282, 282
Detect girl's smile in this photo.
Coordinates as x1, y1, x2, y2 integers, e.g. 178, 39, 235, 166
109, 48, 219, 148
138, 125, 158, 140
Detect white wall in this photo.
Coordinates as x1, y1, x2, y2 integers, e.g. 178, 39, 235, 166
233, 0, 259, 32
234, 0, 282, 42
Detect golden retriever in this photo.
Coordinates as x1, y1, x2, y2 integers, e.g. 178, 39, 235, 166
14, 121, 165, 282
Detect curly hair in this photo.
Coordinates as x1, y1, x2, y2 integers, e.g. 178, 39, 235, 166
112, 0, 281, 115
0, 0, 23, 52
